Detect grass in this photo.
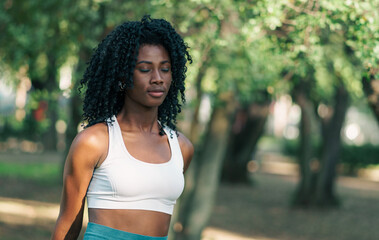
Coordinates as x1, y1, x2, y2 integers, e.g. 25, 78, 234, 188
1, 152, 379, 240
209, 173, 379, 240
0, 162, 60, 185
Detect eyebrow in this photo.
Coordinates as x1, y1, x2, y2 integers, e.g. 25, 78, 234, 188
136, 60, 170, 65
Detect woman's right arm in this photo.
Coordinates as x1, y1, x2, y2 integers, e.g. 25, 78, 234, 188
51, 124, 108, 240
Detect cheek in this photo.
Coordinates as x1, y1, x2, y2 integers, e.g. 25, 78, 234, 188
167, 74, 172, 85
167, 79, 172, 91
131, 74, 146, 87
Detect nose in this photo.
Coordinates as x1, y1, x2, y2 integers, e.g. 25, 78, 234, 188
151, 69, 163, 84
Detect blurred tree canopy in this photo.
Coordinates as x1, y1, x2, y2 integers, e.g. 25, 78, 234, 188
1, 0, 378, 239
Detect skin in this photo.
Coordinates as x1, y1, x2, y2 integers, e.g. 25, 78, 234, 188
51, 44, 194, 239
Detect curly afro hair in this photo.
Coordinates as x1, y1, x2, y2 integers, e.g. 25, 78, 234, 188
80, 15, 192, 134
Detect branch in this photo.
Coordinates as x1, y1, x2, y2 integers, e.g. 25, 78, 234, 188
285, 2, 318, 16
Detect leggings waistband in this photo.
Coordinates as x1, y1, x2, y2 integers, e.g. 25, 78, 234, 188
83, 222, 168, 240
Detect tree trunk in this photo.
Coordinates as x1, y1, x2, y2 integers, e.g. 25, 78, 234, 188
175, 94, 237, 240
362, 72, 379, 123
315, 83, 349, 206
64, 2, 108, 156
292, 89, 318, 206
65, 47, 91, 149
188, 45, 212, 143
292, 81, 349, 207
168, 47, 214, 240
221, 101, 270, 183
41, 54, 59, 151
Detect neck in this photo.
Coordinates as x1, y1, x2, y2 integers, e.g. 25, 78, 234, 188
117, 104, 159, 133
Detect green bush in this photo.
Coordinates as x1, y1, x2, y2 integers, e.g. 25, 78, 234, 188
282, 139, 379, 170
341, 144, 379, 170
0, 162, 60, 185
282, 139, 322, 158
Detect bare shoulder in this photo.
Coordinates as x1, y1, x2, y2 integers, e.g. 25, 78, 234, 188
177, 132, 194, 173
53, 123, 109, 239
72, 123, 108, 151
68, 122, 109, 168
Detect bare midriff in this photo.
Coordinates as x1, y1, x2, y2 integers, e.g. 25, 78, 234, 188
88, 208, 171, 237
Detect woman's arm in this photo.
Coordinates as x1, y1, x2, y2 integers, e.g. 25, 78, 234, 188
51, 124, 108, 240
177, 132, 194, 173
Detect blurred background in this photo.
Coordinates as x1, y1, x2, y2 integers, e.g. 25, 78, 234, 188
1, 0, 379, 239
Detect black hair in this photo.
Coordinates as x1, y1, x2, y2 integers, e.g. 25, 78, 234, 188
80, 15, 192, 134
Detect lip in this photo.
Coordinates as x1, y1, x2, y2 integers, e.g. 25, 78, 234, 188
147, 88, 165, 98
148, 91, 165, 97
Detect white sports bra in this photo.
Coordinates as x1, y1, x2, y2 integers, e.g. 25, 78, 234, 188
86, 116, 185, 215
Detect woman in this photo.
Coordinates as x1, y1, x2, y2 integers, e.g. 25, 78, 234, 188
51, 15, 193, 240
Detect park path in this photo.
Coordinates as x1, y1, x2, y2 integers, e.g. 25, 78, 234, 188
1, 171, 378, 240
0, 196, 264, 240
0, 197, 263, 240
1, 152, 379, 239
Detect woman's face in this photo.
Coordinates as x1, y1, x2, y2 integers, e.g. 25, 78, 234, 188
126, 44, 172, 108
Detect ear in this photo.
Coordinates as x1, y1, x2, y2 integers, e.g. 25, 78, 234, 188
118, 77, 127, 91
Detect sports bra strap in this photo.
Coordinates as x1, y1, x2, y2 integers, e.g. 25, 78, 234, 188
162, 126, 184, 172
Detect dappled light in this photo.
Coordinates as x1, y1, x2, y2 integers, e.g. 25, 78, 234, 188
1, 0, 379, 239
0, 138, 43, 153
0, 197, 59, 223
203, 227, 277, 240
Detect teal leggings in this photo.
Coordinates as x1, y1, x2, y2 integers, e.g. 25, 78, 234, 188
83, 222, 168, 240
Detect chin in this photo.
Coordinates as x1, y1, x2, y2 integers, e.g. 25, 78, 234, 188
145, 100, 165, 108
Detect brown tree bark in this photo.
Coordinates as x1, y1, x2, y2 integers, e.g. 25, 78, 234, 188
315, 83, 349, 206
41, 53, 59, 151
292, 80, 349, 207
64, 47, 91, 150
292, 86, 318, 206
221, 100, 270, 183
362, 70, 379, 123
175, 93, 237, 240
64, 2, 109, 155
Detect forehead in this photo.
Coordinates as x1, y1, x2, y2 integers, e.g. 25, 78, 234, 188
136, 44, 170, 62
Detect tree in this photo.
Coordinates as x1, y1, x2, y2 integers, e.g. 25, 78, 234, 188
253, 0, 378, 207
222, 98, 270, 183
172, 1, 284, 238
1, 0, 378, 238
0, 0, 78, 150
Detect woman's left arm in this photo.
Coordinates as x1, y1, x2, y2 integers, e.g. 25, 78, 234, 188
177, 132, 194, 173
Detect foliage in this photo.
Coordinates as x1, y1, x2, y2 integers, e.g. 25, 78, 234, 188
341, 144, 379, 171
250, 0, 378, 98
0, 115, 48, 141
1, 0, 379, 237
0, 162, 60, 185
0, 0, 76, 84
1, 0, 378, 125
283, 139, 379, 171
283, 136, 321, 153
